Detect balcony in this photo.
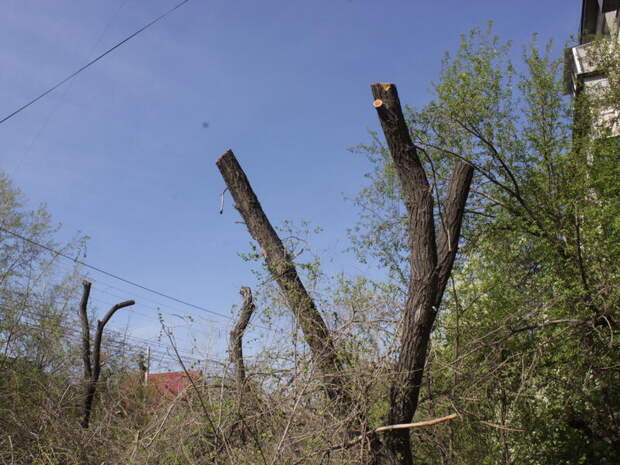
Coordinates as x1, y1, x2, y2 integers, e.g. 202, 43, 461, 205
565, 42, 599, 95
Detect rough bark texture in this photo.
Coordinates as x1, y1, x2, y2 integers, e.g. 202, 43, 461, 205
78, 281, 92, 381
229, 286, 255, 391
371, 83, 473, 464
228, 286, 256, 444
435, 161, 474, 306
217, 150, 347, 405
78, 285, 135, 429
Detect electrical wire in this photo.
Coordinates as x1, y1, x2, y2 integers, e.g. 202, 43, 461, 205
0, 0, 192, 126
41, 257, 232, 328
20, 0, 132, 161
0, 224, 241, 323
2, 305, 211, 365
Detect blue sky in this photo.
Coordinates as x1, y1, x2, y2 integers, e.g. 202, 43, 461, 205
1, 0, 581, 367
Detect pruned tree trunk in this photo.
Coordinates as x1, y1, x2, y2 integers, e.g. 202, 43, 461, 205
229, 286, 255, 392
215, 82, 471, 464
228, 286, 256, 444
78, 280, 135, 429
78, 281, 93, 381
216, 151, 349, 407
370, 83, 473, 464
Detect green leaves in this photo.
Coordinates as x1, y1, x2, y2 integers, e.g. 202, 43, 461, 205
351, 24, 620, 464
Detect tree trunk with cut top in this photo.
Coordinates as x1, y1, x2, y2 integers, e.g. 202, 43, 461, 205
370, 83, 473, 464
215, 82, 472, 464
78, 281, 135, 429
217, 151, 349, 408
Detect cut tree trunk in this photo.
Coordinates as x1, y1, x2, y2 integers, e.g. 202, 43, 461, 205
217, 151, 349, 408
371, 83, 473, 464
78, 281, 135, 429
229, 286, 255, 392
214, 80, 471, 464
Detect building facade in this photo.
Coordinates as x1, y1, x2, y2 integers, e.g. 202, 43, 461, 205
566, 0, 620, 137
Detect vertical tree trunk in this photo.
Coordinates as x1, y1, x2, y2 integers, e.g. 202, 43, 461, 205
77, 283, 135, 429
229, 286, 255, 392
78, 281, 93, 382
229, 286, 256, 444
371, 83, 473, 464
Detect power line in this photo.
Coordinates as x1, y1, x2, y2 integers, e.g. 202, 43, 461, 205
0, 0, 192, 126
3, 305, 210, 365
20, 0, 132, 160
46, 258, 230, 325
0, 225, 241, 323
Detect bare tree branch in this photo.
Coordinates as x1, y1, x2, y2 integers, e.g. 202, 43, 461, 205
216, 150, 348, 406
79, 289, 135, 429
92, 300, 135, 384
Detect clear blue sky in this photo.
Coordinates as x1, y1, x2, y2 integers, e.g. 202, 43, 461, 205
1, 0, 580, 367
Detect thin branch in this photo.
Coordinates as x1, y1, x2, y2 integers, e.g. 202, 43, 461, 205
452, 116, 523, 201
371, 413, 458, 435
164, 325, 235, 463
479, 420, 525, 433
294, 413, 458, 464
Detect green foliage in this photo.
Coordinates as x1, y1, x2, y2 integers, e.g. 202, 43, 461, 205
351, 25, 619, 464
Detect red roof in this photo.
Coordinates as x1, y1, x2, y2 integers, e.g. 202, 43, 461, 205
147, 370, 201, 399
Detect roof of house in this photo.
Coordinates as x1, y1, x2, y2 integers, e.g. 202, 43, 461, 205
147, 370, 202, 398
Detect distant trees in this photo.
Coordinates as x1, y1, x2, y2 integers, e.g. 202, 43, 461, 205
0, 173, 140, 463
0, 172, 84, 373
0, 172, 85, 460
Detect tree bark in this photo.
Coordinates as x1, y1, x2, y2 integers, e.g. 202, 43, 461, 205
229, 286, 255, 391
214, 82, 471, 462
78, 281, 92, 381
228, 286, 256, 444
216, 150, 348, 406
435, 161, 475, 306
78, 285, 135, 429
371, 83, 473, 464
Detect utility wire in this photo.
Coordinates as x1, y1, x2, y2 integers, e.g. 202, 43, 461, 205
48, 258, 226, 323
4, 305, 209, 364
0, 225, 239, 323
0, 0, 192, 126
20, 0, 131, 160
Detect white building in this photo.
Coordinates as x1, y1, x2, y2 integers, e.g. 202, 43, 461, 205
566, 1, 620, 137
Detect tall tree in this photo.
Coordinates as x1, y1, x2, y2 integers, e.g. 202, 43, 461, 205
368, 83, 473, 464
351, 28, 619, 464
216, 81, 472, 464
